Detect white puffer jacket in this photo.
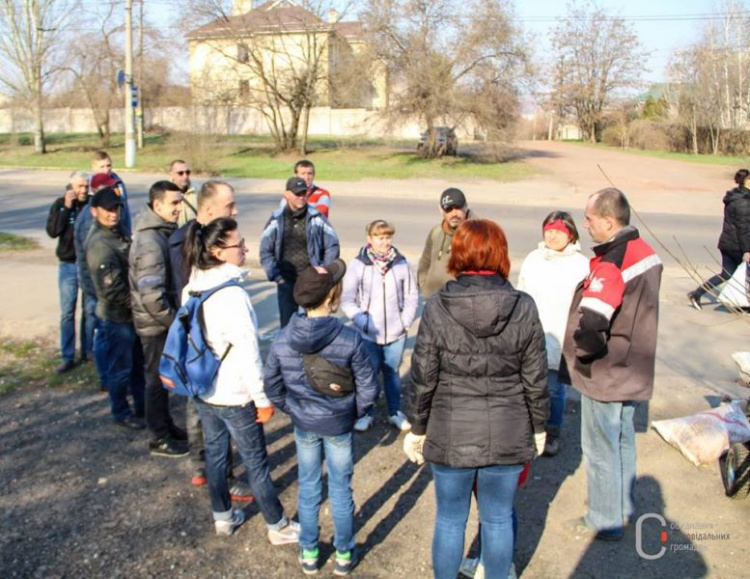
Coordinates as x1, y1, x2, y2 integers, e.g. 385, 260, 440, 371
517, 242, 589, 371
182, 263, 270, 408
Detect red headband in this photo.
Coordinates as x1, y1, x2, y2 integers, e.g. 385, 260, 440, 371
543, 219, 571, 236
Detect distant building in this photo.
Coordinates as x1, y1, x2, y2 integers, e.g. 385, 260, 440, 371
187, 0, 387, 110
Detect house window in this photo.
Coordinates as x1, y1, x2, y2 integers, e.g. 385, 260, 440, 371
239, 80, 249, 98
237, 43, 249, 63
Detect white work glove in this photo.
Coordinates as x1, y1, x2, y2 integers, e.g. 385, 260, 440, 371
403, 432, 426, 465
534, 432, 547, 456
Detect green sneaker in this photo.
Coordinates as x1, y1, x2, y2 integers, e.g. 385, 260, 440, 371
333, 550, 355, 576
298, 547, 319, 575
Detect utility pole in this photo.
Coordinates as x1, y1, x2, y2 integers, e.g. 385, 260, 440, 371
137, 0, 144, 149
124, 0, 136, 167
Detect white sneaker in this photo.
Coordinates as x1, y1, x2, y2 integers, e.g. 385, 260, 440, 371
215, 508, 246, 536
388, 411, 412, 432
354, 415, 374, 432
268, 520, 301, 545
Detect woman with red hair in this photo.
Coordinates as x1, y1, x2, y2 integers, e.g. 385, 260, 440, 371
404, 219, 549, 579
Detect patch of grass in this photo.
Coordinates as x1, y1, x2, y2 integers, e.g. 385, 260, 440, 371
0, 232, 40, 251
571, 141, 749, 166
0, 338, 100, 395
0, 133, 534, 181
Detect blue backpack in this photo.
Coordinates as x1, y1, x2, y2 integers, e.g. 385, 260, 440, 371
159, 280, 240, 397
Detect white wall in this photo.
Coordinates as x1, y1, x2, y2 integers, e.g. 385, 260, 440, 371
0, 106, 477, 140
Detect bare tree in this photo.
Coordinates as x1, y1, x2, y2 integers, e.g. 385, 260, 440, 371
361, 0, 529, 157
0, 0, 74, 153
549, 0, 648, 143
668, 1, 750, 155
188, 0, 356, 154
60, 5, 123, 148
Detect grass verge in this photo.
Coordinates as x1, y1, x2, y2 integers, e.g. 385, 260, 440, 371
0, 133, 535, 182
0, 232, 40, 251
0, 338, 100, 396
570, 141, 749, 166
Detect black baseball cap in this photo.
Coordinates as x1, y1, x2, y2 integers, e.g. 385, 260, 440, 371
440, 187, 466, 211
293, 259, 347, 309
90, 187, 123, 210
286, 176, 308, 196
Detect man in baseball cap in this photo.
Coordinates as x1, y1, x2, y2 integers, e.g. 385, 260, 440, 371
260, 176, 340, 328
417, 188, 476, 299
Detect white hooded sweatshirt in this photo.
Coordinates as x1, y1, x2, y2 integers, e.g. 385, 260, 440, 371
517, 241, 589, 371
182, 263, 270, 408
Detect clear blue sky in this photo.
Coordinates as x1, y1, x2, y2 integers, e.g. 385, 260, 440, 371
515, 0, 732, 83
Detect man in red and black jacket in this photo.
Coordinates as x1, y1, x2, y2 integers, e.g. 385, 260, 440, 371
562, 187, 662, 541
46, 171, 90, 373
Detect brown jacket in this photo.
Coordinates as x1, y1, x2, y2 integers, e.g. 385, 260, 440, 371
562, 227, 662, 402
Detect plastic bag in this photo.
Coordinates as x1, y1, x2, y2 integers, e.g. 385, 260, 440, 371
717, 263, 750, 308
651, 401, 750, 466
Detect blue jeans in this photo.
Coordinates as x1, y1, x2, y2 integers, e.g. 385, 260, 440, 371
431, 463, 521, 579
295, 427, 355, 553
83, 293, 107, 387
101, 319, 145, 421
580, 395, 636, 535
58, 263, 81, 364
546, 370, 567, 430
365, 337, 406, 416
196, 399, 286, 528
277, 281, 298, 328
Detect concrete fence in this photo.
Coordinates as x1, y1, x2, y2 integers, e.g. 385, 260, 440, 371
0, 106, 476, 140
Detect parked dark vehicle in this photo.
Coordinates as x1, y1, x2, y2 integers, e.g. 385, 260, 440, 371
417, 126, 458, 157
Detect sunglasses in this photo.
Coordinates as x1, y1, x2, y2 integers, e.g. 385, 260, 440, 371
175, 170, 191, 176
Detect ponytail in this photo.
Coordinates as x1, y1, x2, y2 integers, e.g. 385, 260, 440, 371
183, 217, 238, 274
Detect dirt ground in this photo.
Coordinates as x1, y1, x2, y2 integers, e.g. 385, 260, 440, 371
1, 142, 749, 578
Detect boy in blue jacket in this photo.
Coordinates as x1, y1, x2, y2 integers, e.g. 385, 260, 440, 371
264, 259, 378, 576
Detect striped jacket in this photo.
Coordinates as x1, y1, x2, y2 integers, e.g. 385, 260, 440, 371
562, 227, 662, 402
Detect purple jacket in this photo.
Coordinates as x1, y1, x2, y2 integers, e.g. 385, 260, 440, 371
341, 246, 419, 345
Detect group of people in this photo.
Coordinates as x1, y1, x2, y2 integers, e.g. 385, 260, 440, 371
47, 155, 664, 578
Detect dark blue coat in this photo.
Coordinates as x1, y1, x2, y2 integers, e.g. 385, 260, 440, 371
264, 313, 379, 436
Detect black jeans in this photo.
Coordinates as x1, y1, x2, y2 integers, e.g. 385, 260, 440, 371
141, 332, 173, 441
277, 281, 298, 328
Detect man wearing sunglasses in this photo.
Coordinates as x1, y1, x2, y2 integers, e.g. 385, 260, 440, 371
169, 160, 197, 226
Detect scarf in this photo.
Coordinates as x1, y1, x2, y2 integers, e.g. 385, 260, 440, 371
366, 245, 397, 276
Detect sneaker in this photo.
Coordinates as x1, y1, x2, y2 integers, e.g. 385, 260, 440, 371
191, 467, 207, 486
543, 433, 561, 457
114, 415, 146, 431
215, 508, 245, 536
388, 411, 412, 432
687, 291, 702, 310
566, 516, 623, 542
229, 479, 255, 503
55, 360, 76, 374
298, 547, 319, 575
168, 424, 188, 441
149, 437, 189, 458
354, 415, 373, 432
333, 550, 355, 576
268, 520, 300, 546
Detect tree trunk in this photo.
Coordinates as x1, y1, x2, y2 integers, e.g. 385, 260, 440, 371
298, 104, 311, 156
32, 89, 46, 154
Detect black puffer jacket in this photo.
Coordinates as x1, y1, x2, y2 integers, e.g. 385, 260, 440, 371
718, 186, 750, 255
408, 274, 549, 467
128, 207, 177, 336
